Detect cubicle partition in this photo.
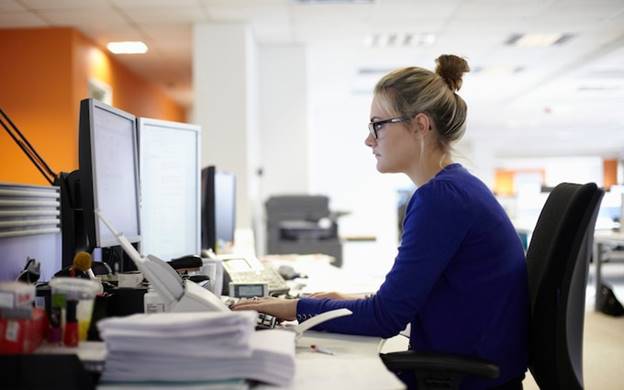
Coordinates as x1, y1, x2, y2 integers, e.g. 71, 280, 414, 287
0, 183, 61, 281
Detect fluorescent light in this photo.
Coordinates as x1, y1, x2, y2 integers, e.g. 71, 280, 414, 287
505, 33, 573, 48
364, 33, 435, 48
107, 41, 148, 54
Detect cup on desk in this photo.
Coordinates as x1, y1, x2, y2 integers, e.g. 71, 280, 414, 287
49, 277, 100, 344
200, 258, 224, 296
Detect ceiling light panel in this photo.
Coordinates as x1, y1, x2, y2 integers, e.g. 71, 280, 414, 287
505, 33, 574, 47
107, 41, 149, 54
364, 32, 435, 48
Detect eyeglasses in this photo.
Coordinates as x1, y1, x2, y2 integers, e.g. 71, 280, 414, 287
368, 116, 410, 139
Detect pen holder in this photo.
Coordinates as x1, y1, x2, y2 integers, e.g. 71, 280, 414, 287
49, 277, 100, 344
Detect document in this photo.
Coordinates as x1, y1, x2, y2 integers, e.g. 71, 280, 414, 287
98, 312, 296, 388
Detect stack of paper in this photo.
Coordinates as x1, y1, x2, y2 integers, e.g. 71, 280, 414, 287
97, 311, 296, 388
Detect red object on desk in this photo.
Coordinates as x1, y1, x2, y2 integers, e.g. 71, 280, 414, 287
0, 307, 47, 354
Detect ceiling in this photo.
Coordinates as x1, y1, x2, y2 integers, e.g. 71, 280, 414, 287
2, 0, 624, 157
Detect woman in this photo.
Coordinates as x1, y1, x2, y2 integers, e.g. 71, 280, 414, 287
233, 54, 529, 390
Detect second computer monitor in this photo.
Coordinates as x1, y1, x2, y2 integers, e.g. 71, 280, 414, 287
138, 118, 201, 260
201, 166, 236, 253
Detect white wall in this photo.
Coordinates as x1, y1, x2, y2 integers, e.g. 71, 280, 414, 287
258, 45, 309, 197
306, 45, 412, 274
497, 156, 604, 188
193, 23, 259, 230
255, 44, 309, 254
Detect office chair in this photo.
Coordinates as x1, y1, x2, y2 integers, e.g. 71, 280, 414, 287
380, 183, 604, 389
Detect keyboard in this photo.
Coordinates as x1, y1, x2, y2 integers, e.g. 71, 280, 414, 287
221, 297, 278, 330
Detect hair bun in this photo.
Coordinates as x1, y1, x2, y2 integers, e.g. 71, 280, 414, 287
435, 55, 470, 91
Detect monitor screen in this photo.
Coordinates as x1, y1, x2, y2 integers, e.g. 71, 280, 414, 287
201, 167, 236, 252
80, 98, 141, 249
215, 170, 236, 246
138, 118, 201, 260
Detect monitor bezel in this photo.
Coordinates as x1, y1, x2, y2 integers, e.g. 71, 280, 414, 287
80, 98, 142, 249
137, 117, 202, 258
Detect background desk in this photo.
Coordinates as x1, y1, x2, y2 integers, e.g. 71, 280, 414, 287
593, 230, 624, 310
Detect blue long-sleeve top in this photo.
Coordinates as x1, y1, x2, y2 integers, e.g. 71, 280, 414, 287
297, 164, 529, 389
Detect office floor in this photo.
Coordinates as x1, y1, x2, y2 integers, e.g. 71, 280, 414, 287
342, 242, 624, 389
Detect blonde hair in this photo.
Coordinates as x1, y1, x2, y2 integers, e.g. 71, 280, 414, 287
374, 54, 470, 153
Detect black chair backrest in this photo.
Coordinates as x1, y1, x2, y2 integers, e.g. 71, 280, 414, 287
526, 183, 604, 389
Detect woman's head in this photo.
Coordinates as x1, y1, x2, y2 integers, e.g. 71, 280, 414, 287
365, 54, 470, 178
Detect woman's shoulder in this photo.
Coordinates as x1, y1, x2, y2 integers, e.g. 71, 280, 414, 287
415, 165, 474, 202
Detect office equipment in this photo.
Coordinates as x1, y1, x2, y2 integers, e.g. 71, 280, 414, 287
380, 182, 603, 389
255, 312, 278, 329
292, 308, 352, 338
228, 281, 269, 298
221, 256, 289, 296
95, 209, 229, 313
265, 195, 343, 266
167, 255, 203, 271
138, 118, 201, 260
0, 183, 61, 281
201, 166, 236, 253
79, 98, 141, 269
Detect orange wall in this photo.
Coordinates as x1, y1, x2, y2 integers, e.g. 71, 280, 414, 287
603, 159, 618, 189
0, 27, 186, 186
71, 30, 186, 121
494, 168, 545, 196
0, 28, 75, 185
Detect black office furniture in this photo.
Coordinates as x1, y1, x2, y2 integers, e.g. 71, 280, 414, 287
380, 182, 604, 390
265, 195, 343, 267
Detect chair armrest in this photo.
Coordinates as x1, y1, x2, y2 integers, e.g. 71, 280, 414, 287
380, 350, 499, 379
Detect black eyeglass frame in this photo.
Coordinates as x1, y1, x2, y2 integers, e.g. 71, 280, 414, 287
368, 116, 410, 139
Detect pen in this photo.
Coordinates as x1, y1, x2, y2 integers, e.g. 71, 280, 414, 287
310, 344, 334, 355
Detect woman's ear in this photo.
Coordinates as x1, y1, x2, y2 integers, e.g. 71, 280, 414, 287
412, 113, 431, 135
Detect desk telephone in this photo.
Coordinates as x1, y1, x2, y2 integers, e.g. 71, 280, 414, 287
96, 210, 349, 333
221, 256, 290, 296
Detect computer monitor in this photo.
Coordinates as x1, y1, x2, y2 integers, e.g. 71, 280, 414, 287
79, 98, 141, 252
201, 166, 236, 253
137, 118, 201, 260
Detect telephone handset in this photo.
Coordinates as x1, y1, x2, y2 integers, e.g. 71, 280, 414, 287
220, 256, 290, 296
95, 210, 229, 312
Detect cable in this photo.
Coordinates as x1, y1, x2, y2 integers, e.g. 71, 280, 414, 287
0, 107, 58, 185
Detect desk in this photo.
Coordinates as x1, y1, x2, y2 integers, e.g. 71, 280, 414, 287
593, 230, 624, 310
261, 254, 384, 296
35, 332, 403, 390
259, 331, 404, 390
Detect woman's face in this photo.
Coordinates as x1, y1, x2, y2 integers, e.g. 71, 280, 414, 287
365, 94, 418, 174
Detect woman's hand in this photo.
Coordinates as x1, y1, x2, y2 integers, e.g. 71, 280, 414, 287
231, 297, 298, 321
307, 291, 363, 300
